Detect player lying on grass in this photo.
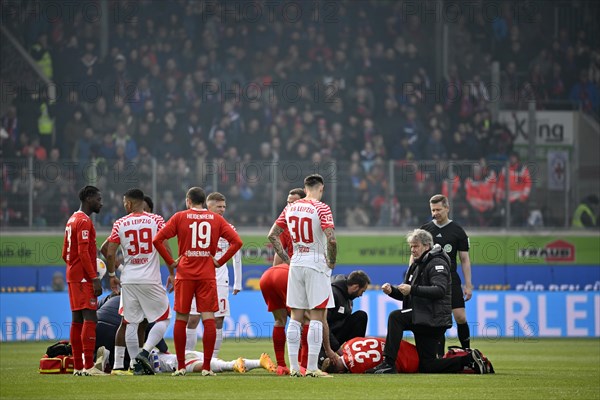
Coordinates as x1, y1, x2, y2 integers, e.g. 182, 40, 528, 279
154, 350, 277, 375
320, 337, 493, 374
320, 337, 419, 374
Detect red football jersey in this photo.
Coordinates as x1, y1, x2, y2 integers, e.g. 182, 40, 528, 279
153, 208, 242, 280
341, 337, 419, 373
62, 211, 97, 283
341, 337, 386, 374
280, 229, 294, 258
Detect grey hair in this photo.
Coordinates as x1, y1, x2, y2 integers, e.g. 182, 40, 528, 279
406, 229, 434, 248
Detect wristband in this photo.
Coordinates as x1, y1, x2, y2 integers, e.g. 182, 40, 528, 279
108, 271, 116, 277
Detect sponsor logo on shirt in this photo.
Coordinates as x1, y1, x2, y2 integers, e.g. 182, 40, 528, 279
435, 265, 445, 272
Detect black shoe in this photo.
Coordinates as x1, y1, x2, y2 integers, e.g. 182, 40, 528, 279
365, 361, 396, 374
135, 352, 154, 375
470, 349, 488, 374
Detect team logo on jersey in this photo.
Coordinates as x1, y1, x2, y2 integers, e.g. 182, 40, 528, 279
443, 244, 452, 253
81, 230, 89, 240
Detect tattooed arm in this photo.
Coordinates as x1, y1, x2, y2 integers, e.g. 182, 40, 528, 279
324, 227, 337, 270
267, 223, 290, 265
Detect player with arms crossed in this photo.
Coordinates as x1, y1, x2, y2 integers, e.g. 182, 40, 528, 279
418, 194, 473, 354
186, 192, 243, 358
153, 187, 242, 376
62, 185, 105, 376
268, 174, 337, 378
104, 189, 173, 375
260, 188, 305, 375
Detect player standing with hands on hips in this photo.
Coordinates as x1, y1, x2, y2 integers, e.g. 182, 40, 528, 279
185, 192, 243, 358
153, 187, 242, 377
268, 174, 337, 378
62, 185, 105, 376
419, 194, 473, 354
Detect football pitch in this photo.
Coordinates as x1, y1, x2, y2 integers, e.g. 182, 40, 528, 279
1, 338, 599, 400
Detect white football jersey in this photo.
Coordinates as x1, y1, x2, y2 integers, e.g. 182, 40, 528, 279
158, 351, 204, 372
214, 226, 242, 290
108, 212, 165, 284
275, 199, 335, 273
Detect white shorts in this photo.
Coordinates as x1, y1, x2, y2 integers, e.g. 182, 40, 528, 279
120, 283, 170, 324
190, 285, 230, 317
286, 266, 334, 310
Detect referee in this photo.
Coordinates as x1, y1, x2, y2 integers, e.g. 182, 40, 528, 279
418, 194, 473, 355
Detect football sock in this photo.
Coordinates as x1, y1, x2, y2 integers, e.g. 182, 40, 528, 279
213, 328, 223, 359
273, 326, 287, 367
174, 319, 187, 370
186, 327, 198, 351
125, 322, 140, 367
462, 352, 474, 367
244, 359, 260, 370
82, 321, 97, 370
113, 346, 126, 370
438, 335, 446, 358
201, 319, 217, 371
299, 324, 309, 368
287, 319, 302, 371
143, 319, 169, 353
307, 320, 323, 371
211, 359, 232, 372
70, 322, 84, 370
457, 323, 471, 349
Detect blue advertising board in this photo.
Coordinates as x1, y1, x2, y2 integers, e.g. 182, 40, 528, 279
1, 291, 598, 341
1, 264, 599, 293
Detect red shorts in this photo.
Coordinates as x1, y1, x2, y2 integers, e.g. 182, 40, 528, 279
259, 265, 289, 312
174, 279, 218, 314
68, 282, 98, 311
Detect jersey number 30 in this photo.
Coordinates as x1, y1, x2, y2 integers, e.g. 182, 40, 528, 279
288, 216, 314, 244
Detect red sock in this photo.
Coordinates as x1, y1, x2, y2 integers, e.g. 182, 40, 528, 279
174, 319, 187, 370
70, 322, 84, 370
273, 326, 287, 367
202, 319, 216, 371
82, 321, 97, 369
299, 324, 309, 369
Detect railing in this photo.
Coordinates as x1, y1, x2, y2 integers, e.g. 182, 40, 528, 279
0, 156, 577, 230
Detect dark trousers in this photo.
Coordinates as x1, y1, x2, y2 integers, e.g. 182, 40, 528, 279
383, 309, 464, 373
319, 311, 368, 365
331, 311, 368, 351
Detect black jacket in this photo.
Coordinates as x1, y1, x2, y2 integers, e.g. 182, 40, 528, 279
388, 245, 452, 329
327, 275, 354, 349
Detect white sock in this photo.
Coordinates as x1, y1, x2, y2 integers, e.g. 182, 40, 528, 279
213, 328, 223, 359
125, 323, 140, 366
143, 319, 169, 352
307, 320, 323, 371
244, 359, 260, 370
287, 319, 302, 371
186, 328, 198, 351
210, 358, 233, 372
113, 346, 126, 369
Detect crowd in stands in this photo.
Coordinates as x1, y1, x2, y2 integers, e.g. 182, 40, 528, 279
1, 0, 598, 228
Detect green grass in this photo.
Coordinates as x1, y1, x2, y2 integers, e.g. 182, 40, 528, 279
1, 338, 599, 400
